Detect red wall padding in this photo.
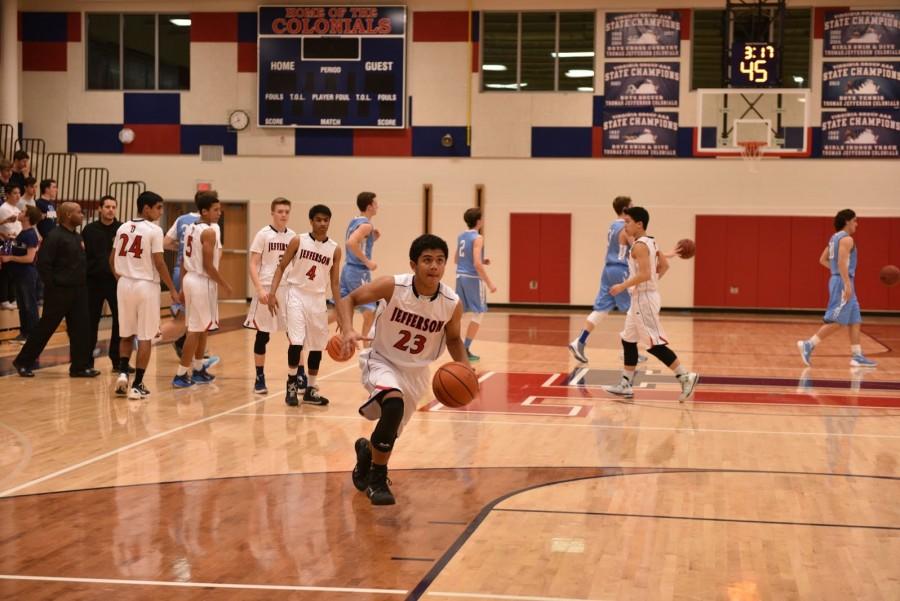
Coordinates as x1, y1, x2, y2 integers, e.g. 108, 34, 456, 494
695, 215, 900, 310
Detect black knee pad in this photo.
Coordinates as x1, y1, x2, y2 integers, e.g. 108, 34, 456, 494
307, 350, 322, 372
648, 344, 677, 367
371, 396, 404, 453
253, 331, 270, 355
621, 339, 639, 366
288, 344, 302, 367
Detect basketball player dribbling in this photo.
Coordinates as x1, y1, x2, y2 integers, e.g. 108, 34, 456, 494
337, 234, 469, 505
602, 206, 699, 401
243, 198, 295, 394
268, 204, 341, 407
172, 191, 232, 388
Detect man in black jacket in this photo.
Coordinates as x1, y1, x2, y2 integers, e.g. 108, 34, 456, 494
82, 195, 122, 370
13, 202, 100, 378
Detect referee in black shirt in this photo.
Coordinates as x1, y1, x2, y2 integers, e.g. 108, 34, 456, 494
82, 195, 122, 370
13, 202, 100, 377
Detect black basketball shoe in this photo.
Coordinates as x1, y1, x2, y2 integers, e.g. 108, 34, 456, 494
352, 438, 372, 491
366, 465, 395, 505
285, 377, 299, 407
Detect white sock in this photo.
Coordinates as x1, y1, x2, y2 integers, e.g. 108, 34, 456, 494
176, 365, 189, 376
308, 374, 317, 387
192, 359, 203, 371
288, 366, 298, 376
810, 335, 821, 347
674, 365, 687, 377
851, 344, 862, 355
623, 369, 635, 384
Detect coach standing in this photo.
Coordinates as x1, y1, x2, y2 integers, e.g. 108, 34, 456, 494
82, 195, 122, 370
13, 202, 100, 378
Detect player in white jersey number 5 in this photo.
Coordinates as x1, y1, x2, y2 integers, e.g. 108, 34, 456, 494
603, 206, 698, 402
337, 234, 470, 505
268, 204, 341, 407
110, 191, 181, 400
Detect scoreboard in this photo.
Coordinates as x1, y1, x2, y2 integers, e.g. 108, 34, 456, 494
258, 5, 407, 129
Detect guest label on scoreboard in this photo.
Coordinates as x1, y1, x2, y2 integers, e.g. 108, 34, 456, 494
258, 6, 407, 128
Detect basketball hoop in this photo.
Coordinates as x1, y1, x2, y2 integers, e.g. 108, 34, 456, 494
738, 140, 766, 173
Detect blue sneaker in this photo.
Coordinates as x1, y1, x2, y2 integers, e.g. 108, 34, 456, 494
192, 368, 216, 384
797, 340, 813, 367
254, 373, 268, 394
172, 373, 194, 388
850, 354, 877, 368
203, 355, 220, 370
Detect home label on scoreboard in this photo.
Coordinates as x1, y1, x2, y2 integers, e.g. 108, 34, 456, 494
258, 6, 407, 129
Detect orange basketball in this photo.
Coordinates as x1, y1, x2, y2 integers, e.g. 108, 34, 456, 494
880, 265, 900, 287
326, 335, 355, 362
676, 238, 696, 259
432, 362, 479, 408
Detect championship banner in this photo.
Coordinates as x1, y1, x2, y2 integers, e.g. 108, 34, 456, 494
821, 110, 900, 158
604, 12, 681, 58
604, 62, 680, 108
602, 111, 678, 157
823, 10, 900, 57
822, 62, 900, 109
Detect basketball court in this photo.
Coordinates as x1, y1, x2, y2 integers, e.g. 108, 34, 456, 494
1, 1, 899, 600
1, 309, 898, 600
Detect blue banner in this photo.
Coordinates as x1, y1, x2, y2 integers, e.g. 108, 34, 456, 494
604, 12, 680, 58
823, 10, 900, 57
602, 111, 678, 157
604, 62, 679, 108
821, 110, 900, 158
822, 62, 900, 109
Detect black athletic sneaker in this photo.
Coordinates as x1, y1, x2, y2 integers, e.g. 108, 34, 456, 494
366, 466, 395, 505
302, 386, 329, 406
285, 377, 299, 407
352, 438, 372, 491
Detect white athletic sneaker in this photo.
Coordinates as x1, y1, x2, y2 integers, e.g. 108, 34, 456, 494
115, 373, 129, 396
603, 380, 634, 399
850, 354, 876, 368
128, 383, 150, 400
568, 342, 589, 363
678, 372, 699, 402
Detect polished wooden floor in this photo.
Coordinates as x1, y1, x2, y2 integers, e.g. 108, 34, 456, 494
1, 307, 899, 600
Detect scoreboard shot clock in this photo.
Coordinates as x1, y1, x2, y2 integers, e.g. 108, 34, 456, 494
731, 41, 781, 87
258, 5, 407, 128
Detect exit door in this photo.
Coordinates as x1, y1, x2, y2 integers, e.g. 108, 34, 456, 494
509, 213, 571, 303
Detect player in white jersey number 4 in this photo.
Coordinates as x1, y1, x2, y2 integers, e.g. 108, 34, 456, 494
603, 206, 698, 402
337, 234, 471, 505
268, 204, 341, 407
110, 191, 181, 400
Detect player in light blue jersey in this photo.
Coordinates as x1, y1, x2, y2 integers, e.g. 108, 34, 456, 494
339, 191, 380, 339
797, 209, 876, 368
569, 196, 644, 364
455, 208, 496, 361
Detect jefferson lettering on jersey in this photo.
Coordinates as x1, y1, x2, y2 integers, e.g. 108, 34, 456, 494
371, 274, 459, 368
113, 219, 165, 282
250, 225, 295, 286
285, 233, 338, 296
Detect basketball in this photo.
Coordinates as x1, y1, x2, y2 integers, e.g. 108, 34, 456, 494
676, 238, 696, 259
326, 334, 355, 362
432, 362, 479, 408
880, 265, 900, 287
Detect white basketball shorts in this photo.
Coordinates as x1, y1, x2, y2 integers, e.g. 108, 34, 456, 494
286, 287, 328, 349
244, 285, 287, 333
358, 348, 430, 434
183, 272, 219, 333
621, 289, 669, 348
117, 277, 161, 340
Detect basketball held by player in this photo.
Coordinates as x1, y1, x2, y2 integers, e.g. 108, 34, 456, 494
337, 234, 470, 505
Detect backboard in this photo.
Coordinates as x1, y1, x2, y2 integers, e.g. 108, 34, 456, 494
694, 88, 811, 157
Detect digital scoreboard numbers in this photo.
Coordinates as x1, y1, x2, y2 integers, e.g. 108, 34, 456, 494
731, 42, 780, 87
258, 6, 406, 128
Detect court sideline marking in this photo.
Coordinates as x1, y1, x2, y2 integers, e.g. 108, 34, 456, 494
0, 362, 360, 498
0, 575, 405, 595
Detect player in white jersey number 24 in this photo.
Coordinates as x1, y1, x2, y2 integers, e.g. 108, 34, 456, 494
337, 234, 472, 506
